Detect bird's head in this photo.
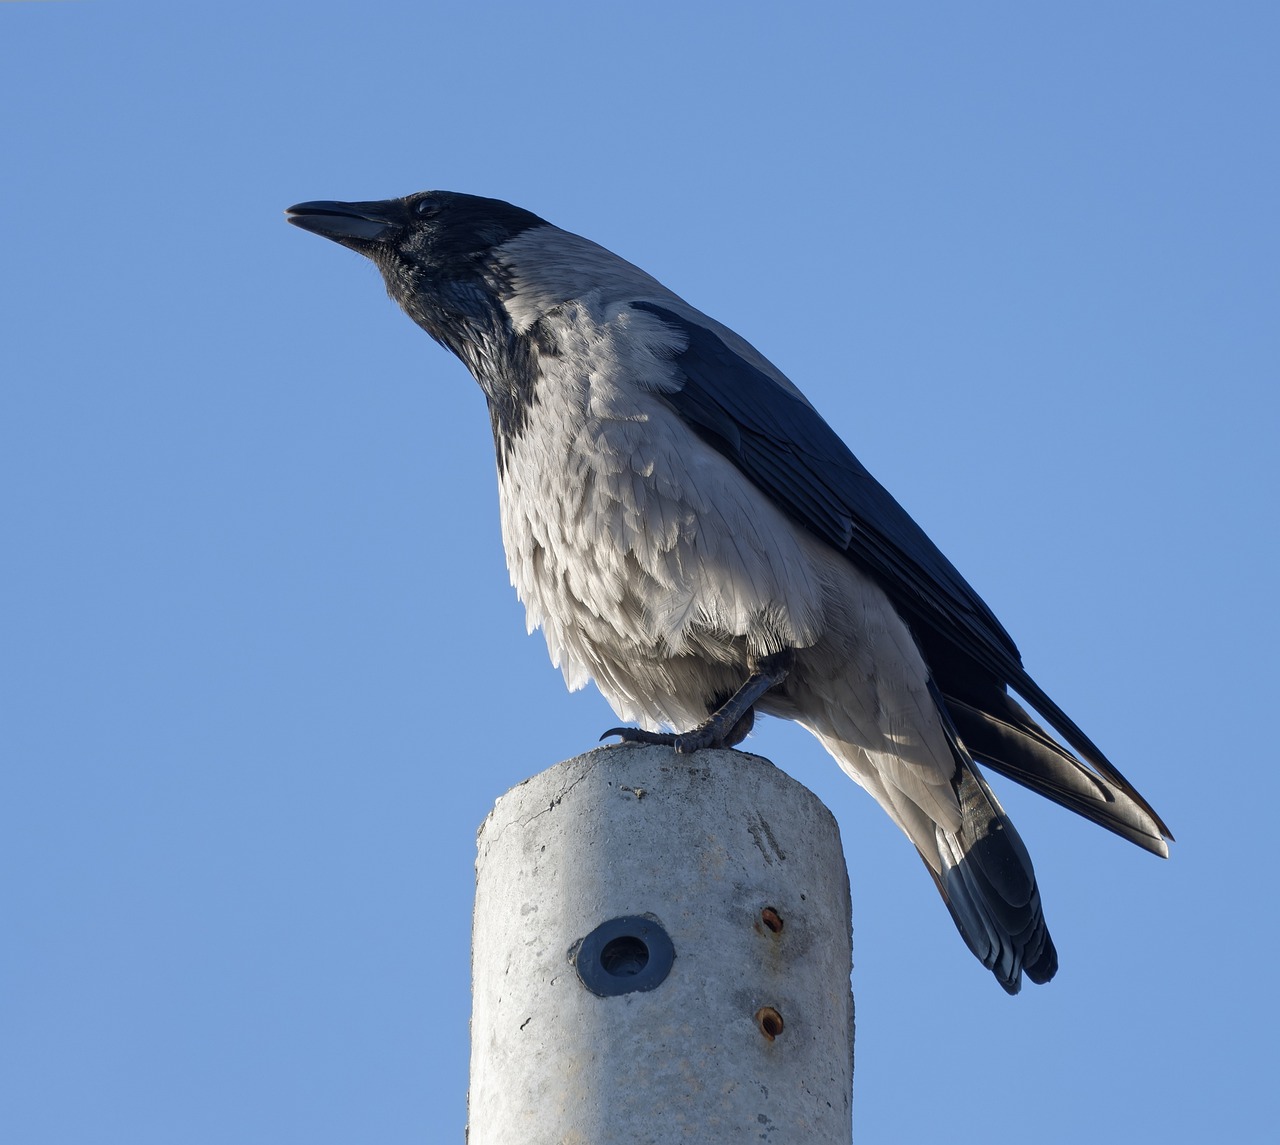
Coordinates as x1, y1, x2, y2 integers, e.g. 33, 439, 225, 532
286, 190, 547, 350
287, 189, 570, 455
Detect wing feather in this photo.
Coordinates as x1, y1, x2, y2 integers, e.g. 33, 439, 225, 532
632, 300, 1171, 849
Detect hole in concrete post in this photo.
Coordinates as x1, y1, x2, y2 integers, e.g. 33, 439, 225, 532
761, 907, 783, 933
755, 1006, 784, 1041
600, 935, 650, 977
573, 915, 675, 997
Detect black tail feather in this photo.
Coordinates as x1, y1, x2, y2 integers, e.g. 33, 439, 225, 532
925, 681, 1058, 992
945, 690, 1171, 857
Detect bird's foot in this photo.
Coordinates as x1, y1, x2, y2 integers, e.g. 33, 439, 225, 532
600, 705, 756, 755
599, 649, 792, 755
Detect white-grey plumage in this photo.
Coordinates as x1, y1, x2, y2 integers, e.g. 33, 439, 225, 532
287, 190, 1171, 993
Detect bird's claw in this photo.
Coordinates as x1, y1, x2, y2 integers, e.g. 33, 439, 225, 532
599, 714, 749, 754
601, 726, 659, 745
599, 726, 692, 750
599, 660, 774, 753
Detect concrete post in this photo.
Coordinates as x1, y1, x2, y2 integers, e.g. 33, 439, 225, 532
467, 743, 854, 1144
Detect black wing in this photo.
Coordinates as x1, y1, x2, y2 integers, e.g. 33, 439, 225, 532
634, 301, 1170, 853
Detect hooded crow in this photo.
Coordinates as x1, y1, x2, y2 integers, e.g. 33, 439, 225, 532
287, 190, 1170, 993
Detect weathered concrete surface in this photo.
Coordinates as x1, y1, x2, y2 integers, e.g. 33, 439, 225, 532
468, 744, 853, 1144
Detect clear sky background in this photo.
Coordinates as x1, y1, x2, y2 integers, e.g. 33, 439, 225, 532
3, 2, 1277, 1142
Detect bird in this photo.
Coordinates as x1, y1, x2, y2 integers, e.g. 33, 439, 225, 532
286, 190, 1170, 993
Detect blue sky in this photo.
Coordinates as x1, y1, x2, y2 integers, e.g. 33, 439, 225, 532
3, 2, 1277, 1141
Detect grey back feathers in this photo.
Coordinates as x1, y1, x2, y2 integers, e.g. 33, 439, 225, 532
287, 190, 1170, 993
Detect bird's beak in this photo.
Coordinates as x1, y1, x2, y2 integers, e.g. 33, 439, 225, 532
286, 199, 401, 245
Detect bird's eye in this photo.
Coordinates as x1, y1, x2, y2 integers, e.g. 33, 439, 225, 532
414, 199, 440, 219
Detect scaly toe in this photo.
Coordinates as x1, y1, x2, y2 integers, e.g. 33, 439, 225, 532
600, 726, 678, 747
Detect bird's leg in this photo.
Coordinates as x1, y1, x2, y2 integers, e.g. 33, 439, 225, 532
601, 649, 794, 754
